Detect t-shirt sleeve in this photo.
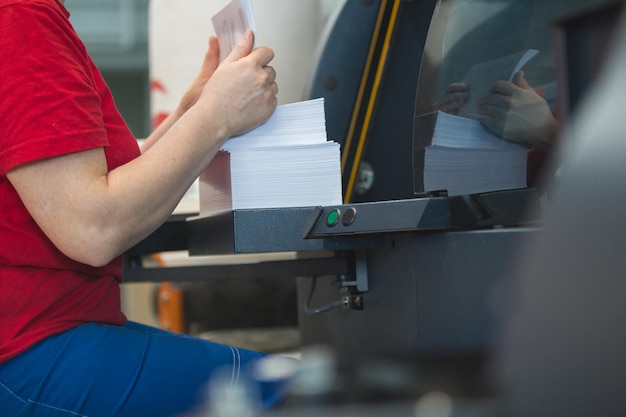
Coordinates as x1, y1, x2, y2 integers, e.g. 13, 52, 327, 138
0, 3, 110, 175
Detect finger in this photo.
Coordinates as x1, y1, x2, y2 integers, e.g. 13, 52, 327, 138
264, 65, 277, 83
489, 80, 517, 96
265, 68, 279, 99
207, 36, 220, 66
221, 29, 254, 65
199, 36, 220, 76
438, 90, 469, 109
478, 93, 511, 110
248, 46, 275, 68
446, 91, 469, 103
477, 101, 508, 119
445, 83, 469, 94
512, 70, 532, 90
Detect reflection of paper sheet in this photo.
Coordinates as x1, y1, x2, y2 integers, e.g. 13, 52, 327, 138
211, 0, 256, 62
458, 49, 539, 119
509, 49, 539, 81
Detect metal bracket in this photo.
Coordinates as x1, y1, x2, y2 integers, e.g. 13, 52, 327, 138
339, 250, 369, 293
336, 250, 369, 310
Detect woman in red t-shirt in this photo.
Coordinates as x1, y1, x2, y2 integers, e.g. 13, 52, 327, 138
0, 1, 292, 416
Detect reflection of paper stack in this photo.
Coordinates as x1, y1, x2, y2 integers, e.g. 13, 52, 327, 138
212, 0, 256, 62
199, 98, 343, 213
413, 50, 538, 197
414, 111, 528, 196
458, 49, 539, 119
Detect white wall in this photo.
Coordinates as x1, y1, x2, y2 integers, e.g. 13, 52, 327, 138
149, 0, 342, 119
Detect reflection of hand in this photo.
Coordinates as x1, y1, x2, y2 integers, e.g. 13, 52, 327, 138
436, 83, 469, 115
476, 71, 558, 150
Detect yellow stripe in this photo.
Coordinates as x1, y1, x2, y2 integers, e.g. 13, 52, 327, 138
341, 0, 389, 174
344, 0, 402, 203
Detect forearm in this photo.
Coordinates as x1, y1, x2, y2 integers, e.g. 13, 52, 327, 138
8, 102, 228, 267
140, 107, 185, 152
89, 101, 232, 265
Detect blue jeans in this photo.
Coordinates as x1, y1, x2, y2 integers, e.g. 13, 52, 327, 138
0, 321, 293, 416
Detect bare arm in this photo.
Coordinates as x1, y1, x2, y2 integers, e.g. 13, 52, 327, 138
7, 30, 278, 267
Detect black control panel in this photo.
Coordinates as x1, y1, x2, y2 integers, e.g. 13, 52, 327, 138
301, 197, 451, 238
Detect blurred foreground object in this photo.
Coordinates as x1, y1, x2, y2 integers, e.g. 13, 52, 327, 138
494, 3, 626, 416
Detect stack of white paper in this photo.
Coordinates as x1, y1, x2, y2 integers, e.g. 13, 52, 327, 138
221, 99, 329, 150
417, 111, 528, 196
201, 1, 342, 213
199, 98, 343, 212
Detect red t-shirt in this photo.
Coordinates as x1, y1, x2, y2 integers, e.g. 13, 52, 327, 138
0, 0, 141, 362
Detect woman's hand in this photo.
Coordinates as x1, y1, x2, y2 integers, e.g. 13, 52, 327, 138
197, 29, 278, 139
144, 30, 278, 151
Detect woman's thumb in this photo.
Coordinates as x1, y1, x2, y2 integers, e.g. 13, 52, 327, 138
221, 29, 254, 65
513, 70, 531, 89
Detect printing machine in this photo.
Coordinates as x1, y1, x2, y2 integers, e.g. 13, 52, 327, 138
125, 0, 626, 414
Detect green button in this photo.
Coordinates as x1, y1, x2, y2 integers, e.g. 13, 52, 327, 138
326, 209, 340, 227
